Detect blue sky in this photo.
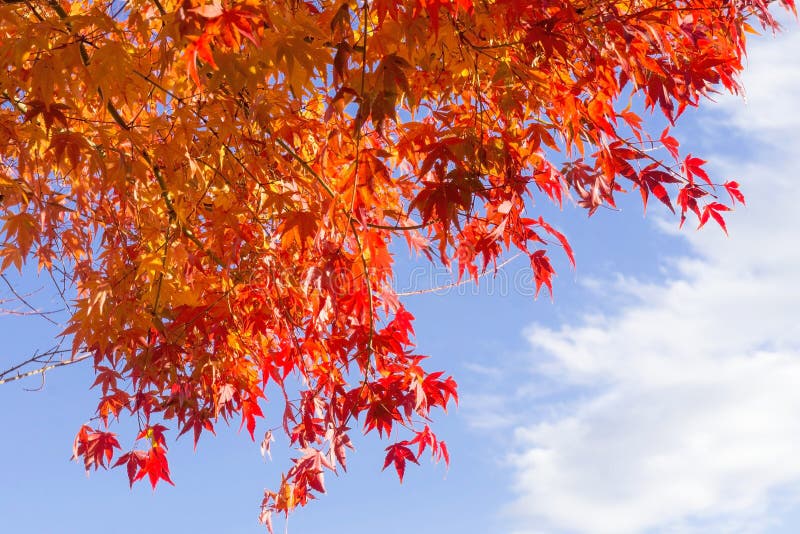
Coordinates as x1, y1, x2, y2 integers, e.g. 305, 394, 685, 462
2, 20, 799, 534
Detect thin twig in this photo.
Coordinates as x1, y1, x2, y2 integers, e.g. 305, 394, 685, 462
397, 253, 521, 296
0, 352, 91, 386
1, 274, 59, 325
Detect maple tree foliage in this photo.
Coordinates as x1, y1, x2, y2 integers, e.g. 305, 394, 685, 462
0, 0, 794, 528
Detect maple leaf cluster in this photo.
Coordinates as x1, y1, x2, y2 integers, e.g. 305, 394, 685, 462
0, 0, 792, 527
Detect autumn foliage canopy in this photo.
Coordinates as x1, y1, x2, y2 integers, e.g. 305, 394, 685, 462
0, 0, 793, 527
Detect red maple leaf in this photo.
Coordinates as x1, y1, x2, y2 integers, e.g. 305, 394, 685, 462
382, 442, 419, 483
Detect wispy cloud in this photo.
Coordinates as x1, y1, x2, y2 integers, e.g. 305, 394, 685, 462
503, 27, 800, 534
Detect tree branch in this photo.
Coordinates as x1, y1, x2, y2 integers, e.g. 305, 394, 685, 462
396, 253, 521, 296
1, 274, 59, 325
0, 349, 91, 386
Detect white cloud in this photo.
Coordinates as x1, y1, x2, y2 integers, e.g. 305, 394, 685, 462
461, 392, 518, 430
504, 26, 800, 534
714, 25, 800, 137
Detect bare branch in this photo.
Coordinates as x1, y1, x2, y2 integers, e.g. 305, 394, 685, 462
397, 253, 522, 296
1, 274, 60, 325
0, 348, 91, 386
